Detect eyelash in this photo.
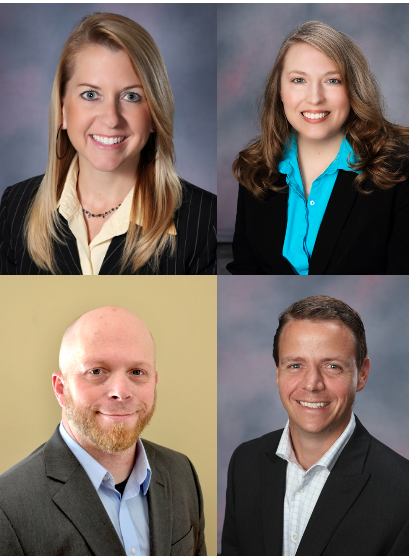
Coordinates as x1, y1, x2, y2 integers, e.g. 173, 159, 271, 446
81, 90, 142, 102
288, 364, 341, 370
291, 78, 342, 84
88, 369, 144, 376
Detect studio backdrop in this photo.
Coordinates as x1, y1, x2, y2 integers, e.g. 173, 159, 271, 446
217, 275, 409, 551
218, 3, 409, 241
0, 275, 217, 553
0, 3, 216, 197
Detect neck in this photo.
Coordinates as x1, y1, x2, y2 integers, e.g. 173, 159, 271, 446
288, 410, 352, 470
296, 130, 344, 162
62, 415, 136, 484
76, 155, 138, 212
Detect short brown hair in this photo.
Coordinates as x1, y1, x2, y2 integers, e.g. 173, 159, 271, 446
273, 295, 367, 368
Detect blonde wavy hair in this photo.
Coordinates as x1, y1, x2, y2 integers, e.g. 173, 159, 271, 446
25, 12, 182, 273
233, 20, 409, 200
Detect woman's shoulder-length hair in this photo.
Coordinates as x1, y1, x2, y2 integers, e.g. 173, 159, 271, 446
234, 20, 409, 201
25, 12, 182, 274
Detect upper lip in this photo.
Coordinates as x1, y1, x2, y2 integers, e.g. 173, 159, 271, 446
100, 412, 134, 415
91, 134, 127, 138
297, 400, 330, 403
301, 110, 330, 114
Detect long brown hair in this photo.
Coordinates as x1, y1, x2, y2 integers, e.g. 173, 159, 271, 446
25, 12, 182, 273
234, 20, 409, 201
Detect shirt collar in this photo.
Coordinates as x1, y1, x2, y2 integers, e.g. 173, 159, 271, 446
276, 412, 356, 472
59, 421, 151, 497
57, 153, 176, 237
278, 132, 362, 180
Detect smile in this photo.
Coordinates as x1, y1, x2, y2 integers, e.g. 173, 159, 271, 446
91, 135, 126, 145
297, 401, 330, 408
301, 112, 330, 120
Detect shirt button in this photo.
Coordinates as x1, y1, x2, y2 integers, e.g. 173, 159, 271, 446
131, 549, 136, 554
299, 488, 305, 494
310, 200, 315, 205
121, 503, 124, 508
103, 476, 108, 481
293, 534, 298, 541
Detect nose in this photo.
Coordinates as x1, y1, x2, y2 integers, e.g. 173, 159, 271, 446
97, 97, 122, 129
307, 81, 325, 105
107, 373, 133, 401
302, 367, 325, 392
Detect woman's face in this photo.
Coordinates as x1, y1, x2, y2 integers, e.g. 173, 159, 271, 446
61, 44, 155, 175
280, 42, 350, 144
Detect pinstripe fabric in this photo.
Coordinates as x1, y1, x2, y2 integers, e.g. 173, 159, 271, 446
276, 413, 356, 556
0, 175, 216, 275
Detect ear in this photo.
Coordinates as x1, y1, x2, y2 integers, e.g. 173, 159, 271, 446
155, 370, 158, 384
52, 372, 66, 408
356, 356, 370, 392
61, 103, 67, 130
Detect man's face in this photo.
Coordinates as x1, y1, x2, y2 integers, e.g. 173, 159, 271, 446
275, 319, 369, 438
57, 308, 157, 453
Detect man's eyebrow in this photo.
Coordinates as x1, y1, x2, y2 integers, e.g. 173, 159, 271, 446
280, 356, 306, 365
77, 83, 143, 89
280, 355, 350, 365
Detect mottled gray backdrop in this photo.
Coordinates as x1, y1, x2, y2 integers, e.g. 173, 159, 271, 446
218, 275, 409, 550
0, 4, 216, 196
218, 4, 409, 240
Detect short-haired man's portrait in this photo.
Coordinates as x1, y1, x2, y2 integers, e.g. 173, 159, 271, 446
0, 277, 216, 555
218, 276, 409, 556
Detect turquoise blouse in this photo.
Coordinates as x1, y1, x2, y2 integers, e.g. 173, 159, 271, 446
278, 134, 361, 275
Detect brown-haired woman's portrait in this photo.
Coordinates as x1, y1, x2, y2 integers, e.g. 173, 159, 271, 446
217, 5, 409, 275
0, 5, 216, 275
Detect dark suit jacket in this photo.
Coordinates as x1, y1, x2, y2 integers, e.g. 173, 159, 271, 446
221, 416, 409, 556
0, 426, 206, 556
226, 170, 409, 274
0, 175, 216, 274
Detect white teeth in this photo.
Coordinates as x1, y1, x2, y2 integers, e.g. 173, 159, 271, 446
298, 401, 329, 408
302, 112, 329, 120
92, 135, 125, 145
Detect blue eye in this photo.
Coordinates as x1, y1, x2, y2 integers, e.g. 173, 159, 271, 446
327, 79, 341, 84
124, 92, 142, 102
132, 369, 143, 375
90, 369, 102, 375
292, 78, 305, 83
81, 90, 98, 101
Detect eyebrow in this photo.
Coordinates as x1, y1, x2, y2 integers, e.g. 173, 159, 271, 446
77, 83, 143, 90
286, 70, 341, 77
280, 355, 350, 365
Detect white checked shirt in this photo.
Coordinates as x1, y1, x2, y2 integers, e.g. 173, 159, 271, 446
276, 413, 356, 556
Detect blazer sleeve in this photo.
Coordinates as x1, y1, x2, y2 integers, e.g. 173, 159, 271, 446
189, 459, 207, 556
0, 508, 25, 556
0, 187, 17, 275
221, 448, 241, 556
386, 176, 409, 274
226, 184, 264, 275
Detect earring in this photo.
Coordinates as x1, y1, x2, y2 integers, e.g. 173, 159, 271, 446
56, 125, 69, 160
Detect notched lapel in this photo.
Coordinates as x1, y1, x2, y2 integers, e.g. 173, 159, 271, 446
309, 171, 358, 274
52, 468, 127, 556
55, 214, 82, 275
146, 449, 173, 556
261, 450, 287, 556
99, 234, 126, 275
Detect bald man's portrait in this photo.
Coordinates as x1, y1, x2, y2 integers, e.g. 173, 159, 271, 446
0, 305, 207, 556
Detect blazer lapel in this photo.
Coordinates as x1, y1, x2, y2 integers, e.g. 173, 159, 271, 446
144, 444, 173, 556
44, 428, 126, 556
309, 171, 358, 274
99, 234, 126, 275
263, 178, 296, 274
54, 213, 83, 275
296, 418, 371, 556
261, 448, 287, 556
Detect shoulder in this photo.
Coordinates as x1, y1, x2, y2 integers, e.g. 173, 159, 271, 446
0, 442, 46, 494
229, 429, 284, 465
367, 433, 409, 476
179, 179, 216, 210
0, 175, 43, 221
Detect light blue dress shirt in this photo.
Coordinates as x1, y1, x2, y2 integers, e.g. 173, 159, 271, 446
278, 134, 361, 275
59, 422, 151, 556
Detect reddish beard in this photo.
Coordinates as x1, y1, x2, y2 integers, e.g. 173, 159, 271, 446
64, 386, 156, 453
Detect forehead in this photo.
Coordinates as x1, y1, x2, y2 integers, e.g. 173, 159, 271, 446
282, 42, 340, 74
280, 319, 356, 353
70, 44, 140, 84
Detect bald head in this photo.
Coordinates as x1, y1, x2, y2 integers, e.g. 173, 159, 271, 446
59, 306, 155, 376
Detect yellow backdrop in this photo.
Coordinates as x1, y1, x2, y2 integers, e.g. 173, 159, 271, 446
0, 275, 217, 553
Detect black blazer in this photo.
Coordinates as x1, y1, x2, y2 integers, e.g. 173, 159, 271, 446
0, 426, 206, 556
221, 416, 409, 556
226, 170, 409, 274
0, 175, 216, 275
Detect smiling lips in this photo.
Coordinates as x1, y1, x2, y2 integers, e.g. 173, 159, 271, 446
301, 111, 330, 122
297, 401, 330, 409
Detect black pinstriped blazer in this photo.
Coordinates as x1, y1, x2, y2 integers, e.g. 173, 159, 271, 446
0, 175, 216, 275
